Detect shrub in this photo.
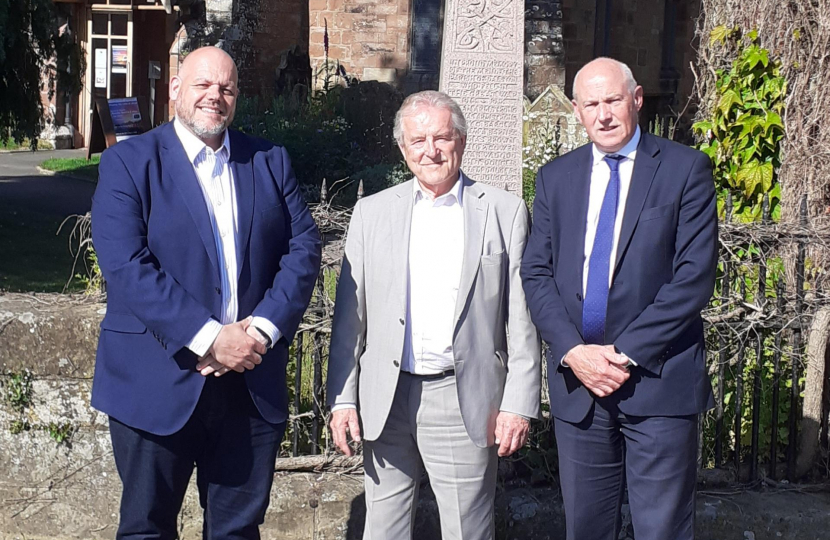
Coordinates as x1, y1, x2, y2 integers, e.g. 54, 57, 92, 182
234, 81, 404, 204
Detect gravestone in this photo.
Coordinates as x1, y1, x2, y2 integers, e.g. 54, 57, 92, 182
523, 84, 589, 156
439, 0, 524, 195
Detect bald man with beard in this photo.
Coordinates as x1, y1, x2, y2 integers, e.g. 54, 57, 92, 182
91, 46, 321, 539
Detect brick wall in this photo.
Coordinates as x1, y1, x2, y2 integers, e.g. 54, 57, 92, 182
309, 0, 411, 89
560, 0, 700, 126
248, 0, 309, 96
561, 0, 598, 98
525, 0, 565, 101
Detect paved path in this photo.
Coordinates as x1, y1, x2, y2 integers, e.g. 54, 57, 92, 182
0, 149, 95, 217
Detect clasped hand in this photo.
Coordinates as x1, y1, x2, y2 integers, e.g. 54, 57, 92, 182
196, 316, 267, 377
565, 344, 631, 398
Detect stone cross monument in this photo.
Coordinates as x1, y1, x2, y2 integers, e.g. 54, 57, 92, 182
439, 0, 524, 195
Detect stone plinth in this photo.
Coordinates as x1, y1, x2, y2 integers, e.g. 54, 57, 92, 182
439, 0, 525, 195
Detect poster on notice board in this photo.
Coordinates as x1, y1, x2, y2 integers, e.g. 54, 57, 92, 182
112, 46, 128, 74
109, 97, 144, 142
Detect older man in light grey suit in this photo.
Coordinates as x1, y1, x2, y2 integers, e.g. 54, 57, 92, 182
326, 90, 541, 540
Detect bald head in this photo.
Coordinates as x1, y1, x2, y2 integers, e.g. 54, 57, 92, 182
572, 58, 637, 102
570, 57, 643, 153
178, 46, 238, 82
171, 46, 239, 150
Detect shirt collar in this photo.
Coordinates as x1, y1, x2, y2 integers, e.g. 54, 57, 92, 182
173, 117, 231, 164
591, 125, 641, 168
412, 172, 464, 207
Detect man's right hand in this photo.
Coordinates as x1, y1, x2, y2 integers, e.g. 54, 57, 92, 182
564, 344, 631, 397
208, 318, 266, 373
329, 408, 362, 456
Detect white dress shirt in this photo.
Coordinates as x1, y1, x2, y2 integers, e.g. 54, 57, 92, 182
174, 119, 280, 357
563, 127, 641, 367
330, 176, 465, 412
582, 126, 641, 294
401, 177, 465, 374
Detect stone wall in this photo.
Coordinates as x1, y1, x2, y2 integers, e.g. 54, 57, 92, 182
524, 1, 565, 101
3, 292, 830, 539
309, 0, 411, 89
560, 0, 700, 117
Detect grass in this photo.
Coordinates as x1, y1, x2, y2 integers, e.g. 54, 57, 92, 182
0, 200, 85, 293
39, 155, 100, 182
1, 138, 52, 151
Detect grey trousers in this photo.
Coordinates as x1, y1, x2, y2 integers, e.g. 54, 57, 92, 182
362, 372, 498, 540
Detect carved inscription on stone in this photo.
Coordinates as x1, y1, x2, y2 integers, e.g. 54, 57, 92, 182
453, 0, 520, 54
440, 0, 523, 194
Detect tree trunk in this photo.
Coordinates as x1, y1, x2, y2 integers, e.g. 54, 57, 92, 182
796, 307, 830, 478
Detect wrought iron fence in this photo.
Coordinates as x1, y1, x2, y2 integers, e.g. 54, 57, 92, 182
284, 186, 829, 483
701, 194, 830, 482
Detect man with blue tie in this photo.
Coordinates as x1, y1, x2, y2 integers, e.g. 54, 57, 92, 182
91, 46, 321, 539
521, 58, 718, 540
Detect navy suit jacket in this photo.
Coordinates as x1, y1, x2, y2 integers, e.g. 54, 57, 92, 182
521, 132, 717, 423
91, 122, 322, 435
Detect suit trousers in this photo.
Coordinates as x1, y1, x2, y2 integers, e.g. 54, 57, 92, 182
362, 371, 498, 540
554, 400, 698, 540
109, 373, 286, 540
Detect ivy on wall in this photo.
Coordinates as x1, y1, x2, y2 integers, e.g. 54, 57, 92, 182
694, 28, 787, 222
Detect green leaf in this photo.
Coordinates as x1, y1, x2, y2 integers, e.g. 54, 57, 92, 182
710, 25, 733, 46
747, 29, 759, 42
764, 112, 784, 132
736, 160, 773, 198
693, 120, 713, 134
745, 48, 769, 69
718, 89, 743, 114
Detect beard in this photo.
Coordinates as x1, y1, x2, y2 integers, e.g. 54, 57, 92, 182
175, 101, 230, 139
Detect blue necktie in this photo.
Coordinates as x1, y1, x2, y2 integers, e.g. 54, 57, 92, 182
582, 154, 625, 344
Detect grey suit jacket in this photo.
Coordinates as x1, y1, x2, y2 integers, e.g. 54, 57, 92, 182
326, 174, 541, 448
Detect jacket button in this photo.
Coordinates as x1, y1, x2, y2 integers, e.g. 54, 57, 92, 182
393, 360, 400, 367
576, 293, 583, 301
215, 287, 221, 295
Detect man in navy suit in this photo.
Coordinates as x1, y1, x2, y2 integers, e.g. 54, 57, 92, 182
521, 58, 717, 540
91, 46, 321, 539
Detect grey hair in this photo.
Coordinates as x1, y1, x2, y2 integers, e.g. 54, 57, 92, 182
393, 90, 468, 146
572, 57, 638, 101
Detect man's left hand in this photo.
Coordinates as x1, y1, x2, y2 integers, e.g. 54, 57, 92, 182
494, 412, 530, 457
246, 324, 270, 348
196, 353, 230, 377
197, 325, 269, 377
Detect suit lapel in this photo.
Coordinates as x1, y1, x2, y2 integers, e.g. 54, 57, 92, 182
389, 182, 414, 311
161, 124, 220, 280
454, 176, 486, 327
563, 146, 593, 296
229, 130, 254, 273
614, 133, 660, 271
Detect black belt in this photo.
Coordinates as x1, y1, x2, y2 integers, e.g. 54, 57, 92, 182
403, 368, 455, 380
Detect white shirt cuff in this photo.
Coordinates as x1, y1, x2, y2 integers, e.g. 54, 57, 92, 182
250, 317, 282, 348
331, 403, 357, 412
620, 351, 637, 367
186, 318, 223, 358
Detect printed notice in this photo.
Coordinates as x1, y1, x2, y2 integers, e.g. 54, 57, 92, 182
109, 97, 144, 142
112, 46, 128, 74
94, 48, 107, 88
